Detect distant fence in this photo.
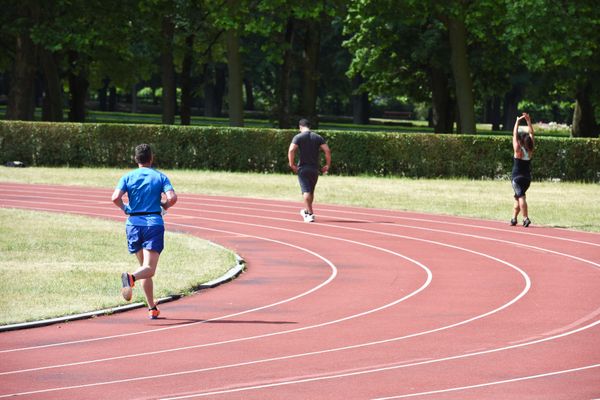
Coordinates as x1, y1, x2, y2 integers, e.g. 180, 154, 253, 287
1, 121, 599, 181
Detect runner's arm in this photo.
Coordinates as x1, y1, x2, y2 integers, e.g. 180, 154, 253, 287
111, 189, 130, 214
320, 143, 331, 174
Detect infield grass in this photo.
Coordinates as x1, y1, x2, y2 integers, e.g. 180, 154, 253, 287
0, 208, 236, 326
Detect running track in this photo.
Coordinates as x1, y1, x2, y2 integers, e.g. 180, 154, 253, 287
0, 182, 599, 399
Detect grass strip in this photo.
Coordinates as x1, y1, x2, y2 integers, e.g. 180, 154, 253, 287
0, 208, 236, 326
1, 167, 598, 232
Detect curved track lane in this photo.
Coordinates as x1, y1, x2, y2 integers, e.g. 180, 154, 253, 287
0, 183, 598, 399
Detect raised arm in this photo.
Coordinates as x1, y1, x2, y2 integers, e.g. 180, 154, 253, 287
513, 113, 526, 155
524, 113, 534, 145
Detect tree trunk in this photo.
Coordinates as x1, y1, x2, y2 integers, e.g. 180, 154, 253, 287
131, 82, 138, 113
501, 84, 523, 131
351, 75, 370, 125
446, 16, 476, 134
40, 49, 63, 121
485, 96, 501, 131
226, 28, 244, 127
98, 79, 109, 111
180, 34, 194, 125
276, 18, 295, 129
6, 30, 37, 120
204, 64, 226, 117
108, 86, 117, 111
572, 83, 599, 137
67, 51, 88, 122
429, 66, 454, 133
161, 16, 176, 125
244, 78, 254, 110
300, 19, 320, 127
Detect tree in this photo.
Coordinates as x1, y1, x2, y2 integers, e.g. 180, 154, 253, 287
504, 0, 600, 137
344, 0, 458, 133
4, 0, 38, 121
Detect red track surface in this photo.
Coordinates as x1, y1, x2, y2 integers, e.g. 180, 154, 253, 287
0, 182, 599, 399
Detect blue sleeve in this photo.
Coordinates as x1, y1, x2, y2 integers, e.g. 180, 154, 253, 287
162, 174, 174, 193
116, 175, 128, 192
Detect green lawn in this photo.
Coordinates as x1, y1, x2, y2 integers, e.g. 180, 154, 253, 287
0, 105, 570, 137
0, 208, 236, 326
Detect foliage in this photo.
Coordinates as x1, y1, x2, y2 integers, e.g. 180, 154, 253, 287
1, 121, 597, 181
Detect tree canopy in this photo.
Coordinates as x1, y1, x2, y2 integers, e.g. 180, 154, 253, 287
1, 0, 598, 137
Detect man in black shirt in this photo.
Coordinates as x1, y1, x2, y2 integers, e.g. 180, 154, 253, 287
288, 119, 331, 222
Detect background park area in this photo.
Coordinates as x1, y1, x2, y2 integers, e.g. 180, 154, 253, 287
1, 1, 599, 326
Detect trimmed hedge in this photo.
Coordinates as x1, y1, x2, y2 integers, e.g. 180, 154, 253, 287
1, 121, 599, 181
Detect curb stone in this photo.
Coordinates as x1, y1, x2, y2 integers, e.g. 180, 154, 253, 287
0, 254, 245, 332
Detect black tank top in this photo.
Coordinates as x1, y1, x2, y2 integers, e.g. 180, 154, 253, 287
512, 157, 531, 178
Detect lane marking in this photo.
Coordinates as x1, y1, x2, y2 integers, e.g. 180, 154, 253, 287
372, 363, 600, 399
4, 186, 599, 246
0, 213, 339, 353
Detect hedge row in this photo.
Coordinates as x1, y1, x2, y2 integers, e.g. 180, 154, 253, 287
1, 121, 599, 181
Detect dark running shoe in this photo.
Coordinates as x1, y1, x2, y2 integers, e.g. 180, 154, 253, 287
510, 218, 517, 226
523, 218, 531, 227
121, 272, 134, 301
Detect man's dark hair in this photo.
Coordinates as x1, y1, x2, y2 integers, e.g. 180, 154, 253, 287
298, 118, 311, 128
134, 143, 153, 164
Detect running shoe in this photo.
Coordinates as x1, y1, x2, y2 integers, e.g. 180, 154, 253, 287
148, 306, 160, 319
307, 213, 315, 223
121, 272, 134, 301
523, 217, 531, 227
510, 218, 517, 226
300, 209, 310, 222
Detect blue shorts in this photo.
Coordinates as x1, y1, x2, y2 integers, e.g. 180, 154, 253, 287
126, 225, 165, 254
512, 176, 531, 199
298, 166, 319, 194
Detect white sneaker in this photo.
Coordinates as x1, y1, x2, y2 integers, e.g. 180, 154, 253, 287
300, 209, 309, 221
300, 210, 315, 223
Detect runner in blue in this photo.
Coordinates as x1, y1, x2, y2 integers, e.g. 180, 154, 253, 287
111, 144, 177, 319
288, 118, 331, 223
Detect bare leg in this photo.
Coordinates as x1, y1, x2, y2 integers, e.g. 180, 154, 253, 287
303, 192, 314, 214
519, 196, 528, 219
132, 249, 160, 308
512, 198, 520, 220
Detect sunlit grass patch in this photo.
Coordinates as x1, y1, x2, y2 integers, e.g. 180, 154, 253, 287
0, 208, 236, 325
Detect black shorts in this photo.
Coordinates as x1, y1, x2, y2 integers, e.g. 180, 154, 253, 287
298, 166, 319, 194
512, 176, 531, 199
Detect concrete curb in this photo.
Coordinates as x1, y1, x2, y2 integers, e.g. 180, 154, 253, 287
0, 254, 245, 333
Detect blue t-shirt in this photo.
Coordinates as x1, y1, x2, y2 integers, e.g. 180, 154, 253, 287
116, 167, 174, 226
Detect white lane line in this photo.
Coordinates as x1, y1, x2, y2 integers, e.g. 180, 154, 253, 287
0, 195, 592, 396
372, 363, 600, 399
1, 319, 596, 399
1, 205, 532, 398
4, 186, 599, 246
5, 196, 600, 273
156, 322, 600, 399
0, 212, 338, 353
0, 205, 432, 361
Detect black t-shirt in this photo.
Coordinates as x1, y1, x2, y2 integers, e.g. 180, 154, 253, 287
292, 131, 326, 168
